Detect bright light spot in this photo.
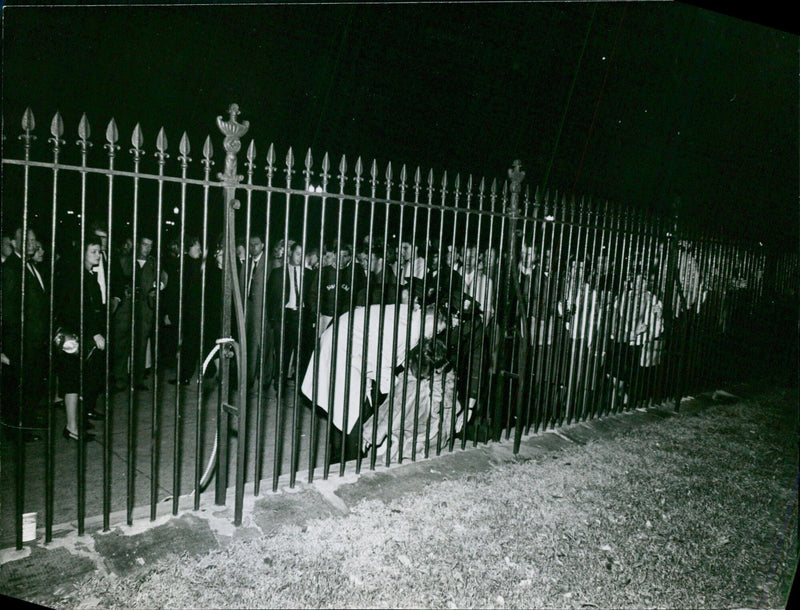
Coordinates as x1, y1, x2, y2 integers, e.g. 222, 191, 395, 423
173, 206, 180, 215
644, 109, 648, 113
601, 56, 606, 61
545, 215, 555, 222
66, 210, 74, 215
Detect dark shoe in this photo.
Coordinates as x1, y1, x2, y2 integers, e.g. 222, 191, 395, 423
62, 428, 95, 442
86, 410, 105, 420
84, 420, 95, 431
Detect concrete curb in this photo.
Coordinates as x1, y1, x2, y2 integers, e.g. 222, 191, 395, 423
1, 396, 716, 605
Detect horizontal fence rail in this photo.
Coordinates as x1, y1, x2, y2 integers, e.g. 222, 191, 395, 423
1, 105, 797, 549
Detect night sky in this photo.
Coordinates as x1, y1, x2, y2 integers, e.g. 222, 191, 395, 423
2, 1, 798, 247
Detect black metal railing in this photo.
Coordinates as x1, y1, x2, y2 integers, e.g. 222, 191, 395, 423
1, 105, 796, 550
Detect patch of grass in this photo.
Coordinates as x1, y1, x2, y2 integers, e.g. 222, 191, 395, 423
52, 387, 797, 609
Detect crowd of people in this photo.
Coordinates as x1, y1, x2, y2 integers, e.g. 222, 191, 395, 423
0, 215, 771, 463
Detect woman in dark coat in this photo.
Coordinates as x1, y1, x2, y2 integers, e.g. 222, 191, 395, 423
55, 235, 106, 441
170, 236, 203, 385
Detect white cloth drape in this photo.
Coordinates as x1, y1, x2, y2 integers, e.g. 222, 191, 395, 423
301, 303, 444, 433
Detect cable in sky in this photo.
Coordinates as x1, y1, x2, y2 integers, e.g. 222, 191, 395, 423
571, 4, 627, 198
541, 1, 598, 198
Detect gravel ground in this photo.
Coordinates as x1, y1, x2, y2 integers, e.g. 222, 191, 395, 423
60, 386, 797, 609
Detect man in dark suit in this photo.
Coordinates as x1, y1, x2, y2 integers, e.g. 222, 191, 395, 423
112, 234, 167, 391
267, 241, 303, 385
246, 233, 273, 391
1, 227, 49, 440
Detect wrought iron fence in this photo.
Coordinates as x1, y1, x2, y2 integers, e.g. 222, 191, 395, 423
1, 104, 796, 550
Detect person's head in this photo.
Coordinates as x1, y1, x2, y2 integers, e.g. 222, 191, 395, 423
85, 235, 103, 270
13, 227, 38, 257
32, 240, 45, 264
369, 249, 384, 275
119, 235, 133, 255
338, 243, 353, 268
272, 238, 296, 261
304, 246, 319, 269
356, 249, 370, 273
409, 338, 449, 378
1, 235, 13, 261
90, 222, 108, 253
288, 242, 303, 267
249, 234, 264, 259
445, 244, 459, 268
400, 241, 416, 263
137, 235, 153, 259
629, 269, 646, 293
463, 245, 478, 272
322, 244, 336, 267
385, 244, 398, 265
168, 238, 181, 258
187, 236, 202, 260
484, 247, 498, 271
427, 248, 440, 272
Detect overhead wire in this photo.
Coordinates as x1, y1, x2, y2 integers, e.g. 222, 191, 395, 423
571, 5, 627, 198
541, 2, 598, 197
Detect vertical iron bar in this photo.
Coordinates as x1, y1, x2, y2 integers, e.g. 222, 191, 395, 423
44, 112, 65, 543
193, 138, 213, 510
254, 143, 276, 495
171, 134, 191, 516
307, 152, 329, 483
127, 124, 144, 525
215, 104, 250, 526
150, 129, 168, 521
355, 159, 379, 474
76, 114, 90, 535
12, 109, 35, 549
102, 119, 119, 530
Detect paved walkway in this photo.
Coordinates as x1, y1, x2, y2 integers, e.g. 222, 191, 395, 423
0, 387, 723, 607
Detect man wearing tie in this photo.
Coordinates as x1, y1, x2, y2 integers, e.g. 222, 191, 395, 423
1, 227, 49, 440
267, 241, 303, 385
246, 233, 273, 391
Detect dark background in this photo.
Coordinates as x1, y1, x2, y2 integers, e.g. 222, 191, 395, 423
2, 1, 797, 247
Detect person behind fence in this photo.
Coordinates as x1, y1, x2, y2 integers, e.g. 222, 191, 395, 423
335, 241, 364, 315
246, 232, 273, 391
361, 336, 464, 462
54, 235, 108, 442
608, 268, 664, 409
1, 230, 14, 264
301, 281, 449, 462
267, 240, 303, 385
558, 257, 600, 417
1, 226, 49, 441
132, 234, 168, 390
399, 239, 426, 285
160, 237, 183, 370
457, 244, 494, 321
168, 236, 203, 386
299, 245, 320, 373
425, 241, 462, 308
